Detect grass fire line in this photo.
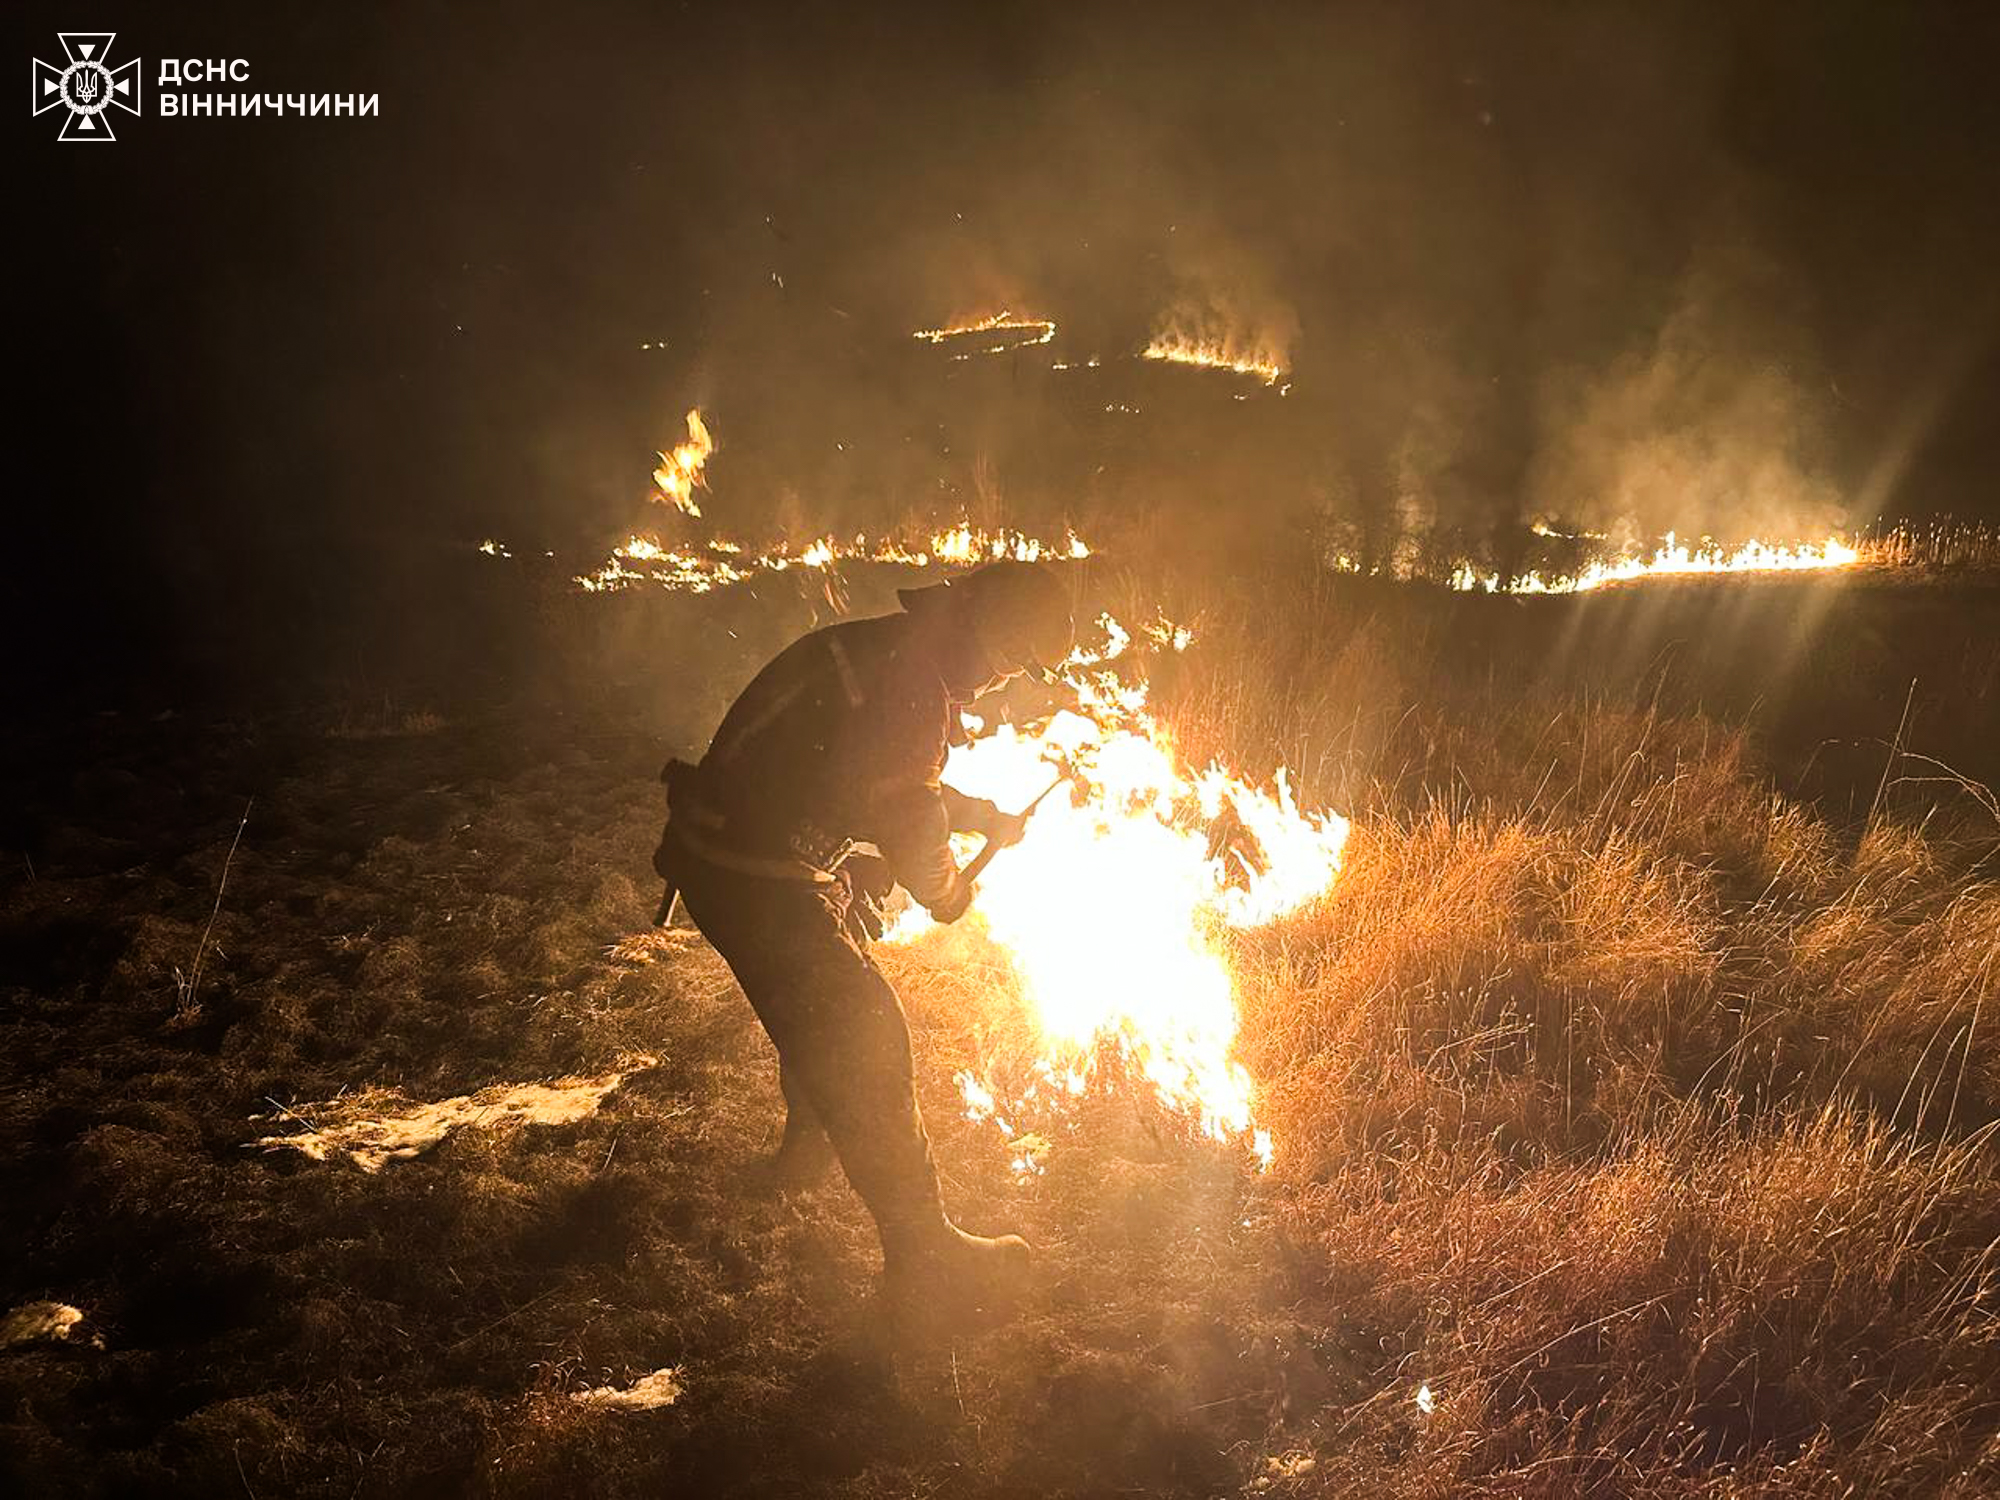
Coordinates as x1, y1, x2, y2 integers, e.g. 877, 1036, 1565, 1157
483, 401, 1957, 606
475, 400, 1933, 1179
478, 405, 1091, 596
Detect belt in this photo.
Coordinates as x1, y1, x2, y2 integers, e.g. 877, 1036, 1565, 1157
655, 759, 844, 926
665, 817, 840, 886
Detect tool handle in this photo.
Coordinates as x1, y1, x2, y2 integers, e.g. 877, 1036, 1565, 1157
960, 834, 1008, 886
956, 773, 1068, 887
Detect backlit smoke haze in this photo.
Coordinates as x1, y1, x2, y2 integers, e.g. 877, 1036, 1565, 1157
17, 0, 1999, 698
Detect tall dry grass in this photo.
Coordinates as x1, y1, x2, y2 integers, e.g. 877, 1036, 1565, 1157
1135, 564, 2000, 1493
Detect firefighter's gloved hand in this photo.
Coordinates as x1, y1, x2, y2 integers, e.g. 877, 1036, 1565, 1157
840, 854, 895, 942
925, 873, 977, 925
846, 852, 895, 902
987, 808, 1031, 848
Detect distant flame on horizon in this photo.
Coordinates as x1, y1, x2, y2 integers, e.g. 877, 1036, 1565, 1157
1447, 533, 1861, 594
572, 525, 1091, 595
480, 404, 1094, 596
912, 310, 1058, 357
1140, 331, 1287, 389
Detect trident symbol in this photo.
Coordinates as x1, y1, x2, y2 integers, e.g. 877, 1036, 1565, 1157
33, 33, 141, 142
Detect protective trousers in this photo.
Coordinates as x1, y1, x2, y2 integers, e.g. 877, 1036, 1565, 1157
663, 843, 946, 1256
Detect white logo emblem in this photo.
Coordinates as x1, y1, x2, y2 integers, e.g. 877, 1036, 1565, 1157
32, 33, 141, 141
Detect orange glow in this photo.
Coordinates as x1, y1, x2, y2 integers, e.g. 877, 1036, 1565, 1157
1451, 534, 1861, 594
912, 310, 1058, 356
889, 616, 1349, 1165
1141, 331, 1286, 388
570, 525, 1092, 595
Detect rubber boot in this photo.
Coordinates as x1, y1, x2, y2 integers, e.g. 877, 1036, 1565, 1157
759, 1063, 837, 1192
766, 1111, 837, 1191
881, 1209, 1033, 1311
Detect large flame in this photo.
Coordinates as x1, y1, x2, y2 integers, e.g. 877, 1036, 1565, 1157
651, 408, 715, 517
889, 619, 1350, 1164
483, 392, 1342, 1157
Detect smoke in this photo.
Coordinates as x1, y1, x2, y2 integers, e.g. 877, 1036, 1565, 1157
607, 3, 1953, 573
1528, 244, 1849, 548
1149, 230, 1301, 379
24, 0, 2000, 703
462, 2, 1993, 596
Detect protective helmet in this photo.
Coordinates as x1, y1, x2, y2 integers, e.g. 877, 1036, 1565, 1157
899, 560, 1075, 683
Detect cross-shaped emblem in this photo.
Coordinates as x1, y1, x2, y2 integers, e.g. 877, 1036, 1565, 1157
32, 33, 141, 142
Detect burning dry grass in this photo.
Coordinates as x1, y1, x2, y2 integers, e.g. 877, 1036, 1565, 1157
4, 571, 1999, 1496
1322, 518, 2000, 599
891, 605, 1999, 1493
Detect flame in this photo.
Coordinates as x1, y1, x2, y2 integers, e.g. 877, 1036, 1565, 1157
573, 525, 1091, 595
542, 405, 1095, 593
929, 523, 1092, 566
651, 408, 715, 517
480, 404, 1096, 594
1529, 518, 1609, 542
913, 310, 1058, 355
889, 617, 1349, 1161
1141, 332, 1287, 388
486, 388, 1340, 1157
1450, 533, 1861, 594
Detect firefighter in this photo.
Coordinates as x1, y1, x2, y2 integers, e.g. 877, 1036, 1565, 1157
652, 560, 1075, 1303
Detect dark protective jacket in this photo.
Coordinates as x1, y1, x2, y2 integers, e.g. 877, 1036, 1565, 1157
681, 610, 1000, 906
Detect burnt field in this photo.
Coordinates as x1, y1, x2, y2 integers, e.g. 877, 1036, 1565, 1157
3, 560, 1997, 1498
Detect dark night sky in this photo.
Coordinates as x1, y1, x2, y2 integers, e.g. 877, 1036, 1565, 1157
13, 0, 1999, 701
